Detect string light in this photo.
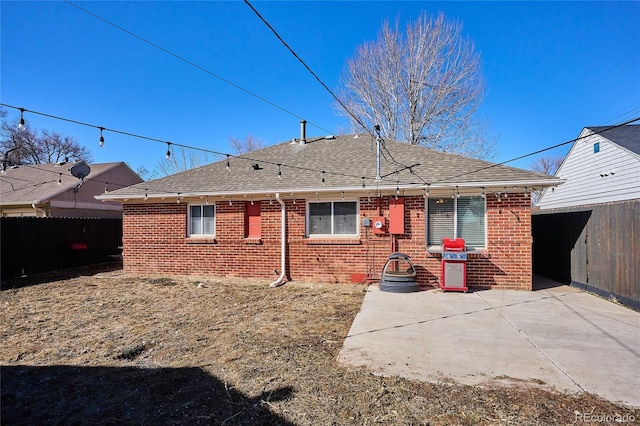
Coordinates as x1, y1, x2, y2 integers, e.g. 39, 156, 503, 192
144, 189, 148, 200
504, 187, 508, 198
205, 196, 209, 205
166, 142, 172, 160
250, 197, 254, 205
176, 193, 180, 204
104, 182, 109, 193
99, 127, 105, 148
362, 177, 366, 190
229, 199, 232, 206
316, 192, 320, 202
226, 154, 230, 171
481, 187, 486, 199
57, 173, 62, 185
321, 171, 325, 184
1, 103, 637, 195
18, 108, 25, 131
456, 186, 460, 198
277, 163, 282, 178
341, 191, 345, 200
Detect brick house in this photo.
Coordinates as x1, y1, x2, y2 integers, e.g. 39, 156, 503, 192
97, 132, 561, 290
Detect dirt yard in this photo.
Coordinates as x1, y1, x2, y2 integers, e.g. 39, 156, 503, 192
1, 267, 638, 425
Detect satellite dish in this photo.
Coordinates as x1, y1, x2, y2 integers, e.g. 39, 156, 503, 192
69, 162, 91, 180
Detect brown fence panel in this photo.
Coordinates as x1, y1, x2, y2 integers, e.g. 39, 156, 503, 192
533, 199, 639, 309
1, 217, 122, 281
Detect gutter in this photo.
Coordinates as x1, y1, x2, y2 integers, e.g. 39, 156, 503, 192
95, 179, 565, 202
269, 192, 287, 288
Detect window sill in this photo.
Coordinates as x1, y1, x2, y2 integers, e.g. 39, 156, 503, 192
244, 238, 263, 245
427, 247, 488, 257
186, 237, 217, 245
305, 238, 362, 245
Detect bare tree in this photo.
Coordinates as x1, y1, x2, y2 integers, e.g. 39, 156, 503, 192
153, 145, 217, 177
529, 155, 564, 206
337, 12, 495, 159
230, 134, 266, 154
530, 155, 564, 176
0, 109, 92, 164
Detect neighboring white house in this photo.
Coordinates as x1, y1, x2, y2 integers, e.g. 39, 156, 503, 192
538, 125, 640, 209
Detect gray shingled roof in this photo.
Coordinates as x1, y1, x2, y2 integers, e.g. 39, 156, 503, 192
100, 135, 560, 199
0, 162, 133, 205
586, 125, 640, 155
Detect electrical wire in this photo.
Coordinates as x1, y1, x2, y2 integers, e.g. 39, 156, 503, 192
243, 0, 369, 134
63, 0, 332, 135
430, 116, 640, 185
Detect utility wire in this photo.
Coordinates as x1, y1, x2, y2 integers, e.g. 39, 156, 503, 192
430, 116, 640, 185
63, 0, 332, 135
243, 0, 370, 135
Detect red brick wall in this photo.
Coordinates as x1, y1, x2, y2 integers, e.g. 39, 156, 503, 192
122, 193, 532, 290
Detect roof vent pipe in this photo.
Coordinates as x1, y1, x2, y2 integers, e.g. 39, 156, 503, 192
300, 120, 306, 145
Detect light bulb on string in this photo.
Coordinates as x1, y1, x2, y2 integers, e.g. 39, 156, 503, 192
321, 171, 325, 184
166, 142, 172, 160
362, 177, 366, 190
226, 154, 230, 171
104, 182, 109, 193
99, 127, 105, 148
144, 189, 148, 200
504, 187, 508, 198
18, 108, 25, 131
277, 164, 282, 179
481, 187, 486, 199
57, 173, 62, 185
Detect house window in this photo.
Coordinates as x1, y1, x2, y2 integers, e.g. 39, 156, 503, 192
189, 204, 215, 236
308, 201, 358, 236
593, 142, 600, 153
427, 196, 485, 248
245, 201, 261, 238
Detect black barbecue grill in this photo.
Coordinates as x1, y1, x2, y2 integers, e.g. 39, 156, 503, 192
379, 252, 419, 293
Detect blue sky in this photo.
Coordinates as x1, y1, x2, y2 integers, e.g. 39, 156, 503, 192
1, 1, 639, 175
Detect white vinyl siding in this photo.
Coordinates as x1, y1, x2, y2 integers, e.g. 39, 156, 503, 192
189, 204, 215, 236
308, 201, 358, 236
538, 131, 640, 209
427, 196, 486, 248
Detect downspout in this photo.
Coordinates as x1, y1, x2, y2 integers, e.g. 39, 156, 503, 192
269, 192, 287, 288
31, 203, 47, 217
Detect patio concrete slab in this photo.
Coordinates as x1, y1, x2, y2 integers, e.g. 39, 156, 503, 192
338, 284, 640, 407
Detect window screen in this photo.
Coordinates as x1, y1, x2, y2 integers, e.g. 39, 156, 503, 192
427, 198, 454, 245
457, 196, 485, 247
427, 196, 485, 247
308, 201, 358, 236
190, 205, 215, 236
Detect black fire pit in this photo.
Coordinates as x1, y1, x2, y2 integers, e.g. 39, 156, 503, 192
379, 252, 419, 293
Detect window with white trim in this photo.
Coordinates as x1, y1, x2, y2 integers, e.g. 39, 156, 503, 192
189, 204, 215, 236
427, 196, 485, 248
307, 201, 358, 236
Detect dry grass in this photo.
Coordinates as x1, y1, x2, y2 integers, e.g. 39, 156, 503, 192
1, 267, 638, 425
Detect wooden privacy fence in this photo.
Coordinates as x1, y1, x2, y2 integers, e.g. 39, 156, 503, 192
1, 217, 122, 281
532, 199, 639, 309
